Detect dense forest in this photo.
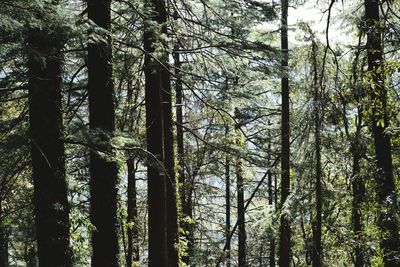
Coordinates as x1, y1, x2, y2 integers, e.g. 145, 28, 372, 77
0, 0, 399, 266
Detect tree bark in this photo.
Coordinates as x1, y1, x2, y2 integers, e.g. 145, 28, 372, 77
174, 46, 193, 266
364, 0, 400, 264
311, 37, 322, 267
0, 200, 8, 267
88, 0, 119, 265
126, 158, 140, 267
268, 169, 276, 267
143, 0, 168, 265
351, 140, 365, 267
236, 131, 246, 267
162, 40, 180, 267
225, 126, 231, 267
279, 0, 291, 265
27, 27, 72, 267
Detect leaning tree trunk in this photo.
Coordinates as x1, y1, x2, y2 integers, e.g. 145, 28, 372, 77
365, 0, 400, 264
143, 0, 168, 265
87, 0, 119, 266
27, 26, 71, 267
126, 158, 140, 267
279, 0, 291, 265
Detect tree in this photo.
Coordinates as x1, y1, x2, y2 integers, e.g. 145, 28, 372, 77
1, 0, 400, 266
224, 125, 231, 267
163, 52, 179, 267
27, 13, 72, 267
0, 200, 8, 267
126, 157, 140, 267
143, 0, 168, 265
161, 13, 179, 267
236, 127, 246, 267
310, 32, 322, 267
87, 0, 120, 265
174, 43, 194, 266
279, 0, 291, 265
365, 0, 400, 264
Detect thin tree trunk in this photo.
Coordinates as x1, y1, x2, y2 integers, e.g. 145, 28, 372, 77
0, 227, 7, 267
143, 0, 168, 265
174, 46, 193, 266
279, 0, 291, 265
162, 42, 180, 267
347, 38, 366, 267
0, 200, 8, 267
161, 0, 179, 265
236, 132, 246, 267
88, 0, 119, 265
268, 169, 276, 267
25, 243, 37, 267
225, 125, 231, 267
311, 38, 322, 267
27, 25, 71, 267
351, 141, 365, 267
364, 0, 400, 264
126, 158, 139, 267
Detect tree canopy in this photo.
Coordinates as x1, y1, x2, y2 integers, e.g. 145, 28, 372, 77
0, 0, 400, 266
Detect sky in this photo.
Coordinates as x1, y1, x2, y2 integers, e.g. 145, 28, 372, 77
288, 0, 358, 47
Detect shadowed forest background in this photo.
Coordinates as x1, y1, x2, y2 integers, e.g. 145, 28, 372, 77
0, 0, 399, 266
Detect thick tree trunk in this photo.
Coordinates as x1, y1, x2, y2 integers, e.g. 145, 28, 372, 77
236, 138, 246, 267
279, 0, 291, 265
365, 0, 400, 264
126, 158, 139, 267
27, 27, 71, 267
88, 0, 119, 266
311, 39, 322, 267
143, 0, 168, 265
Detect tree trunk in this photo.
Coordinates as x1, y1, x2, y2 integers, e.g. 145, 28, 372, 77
88, 0, 119, 266
311, 38, 322, 267
364, 0, 400, 264
0, 227, 7, 267
351, 141, 365, 267
126, 158, 140, 267
143, 0, 168, 265
0, 201, 8, 267
27, 26, 72, 267
174, 46, 193, 266
161, 40, 180, 267
347, 39, 366, 267
225, 125, 231, 267
236, 133, 246, 267
25, 239, 37, 267
268, 170, 276, 267
279, 0, 291, 265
